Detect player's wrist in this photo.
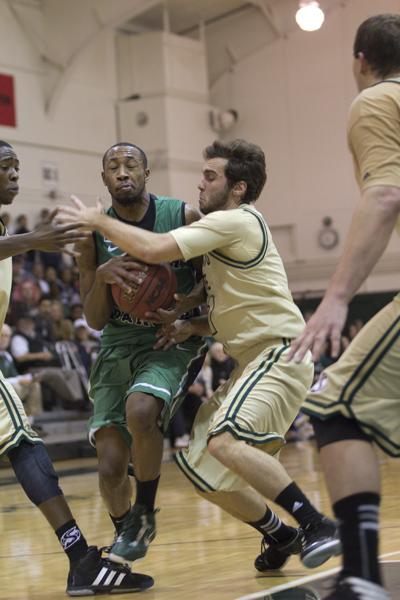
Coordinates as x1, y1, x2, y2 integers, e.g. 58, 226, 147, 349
188, 316, 209, 337
95, 213, 109, 234
21, 231, 40, 251
326, 286, 352, 306
183, 320, 194, 337
94, 266, 108, 286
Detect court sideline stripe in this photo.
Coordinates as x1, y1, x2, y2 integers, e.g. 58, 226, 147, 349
235, 550, 400, 600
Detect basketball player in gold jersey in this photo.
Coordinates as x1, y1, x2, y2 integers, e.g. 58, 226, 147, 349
0, 141, 153, 595
287, 14, 400, 600
58, 139, 340, 572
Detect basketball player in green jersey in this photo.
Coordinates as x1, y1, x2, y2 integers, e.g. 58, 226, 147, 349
0, 141, 153, 595
75, 142, 206, 563
287, 14, 400, 600
60, 139, 340, 572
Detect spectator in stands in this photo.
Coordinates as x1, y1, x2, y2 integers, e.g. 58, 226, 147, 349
202, 342, 235, 397
168, 408, 190, 449
32, 261, 51, 296
73, 319, 96, 375
14, 213, 29, 235
60, 318, 74, 341
182, 372, 207, 430
210, 342, 235, 389
7, 280, 41, 326
11, 255, 28, 286
14, 214, 35, 264
0, 323, 43, 419
11, 316, 87, 410
44, 265, 62, 300
59, 267, 80, 306
35, 207, 50, 227
71, 264, 80, 292
35, 297, 56, 343
39, 243, 63, 273
10, 315, 59, 374
70, 302, 84, 321
339, 317, 365, 352
71, 304, 102, 340
313, 340, 336, 380
50, 299, 70, 339
35, 208, 63, 272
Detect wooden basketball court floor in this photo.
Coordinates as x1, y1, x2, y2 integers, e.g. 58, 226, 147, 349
0, 442, 399, 600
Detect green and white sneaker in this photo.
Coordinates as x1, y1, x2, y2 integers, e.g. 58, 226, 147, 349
108, 504, 158, 564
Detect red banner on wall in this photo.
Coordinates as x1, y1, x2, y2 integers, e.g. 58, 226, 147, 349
0, 74, 16, 127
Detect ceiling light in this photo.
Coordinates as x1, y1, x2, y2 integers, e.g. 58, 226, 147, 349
295, 1, 325, 32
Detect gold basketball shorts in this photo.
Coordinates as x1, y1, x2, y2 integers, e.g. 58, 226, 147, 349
175, 339, 314, 492
303, 295, 400, 456
0, 371, 41, 459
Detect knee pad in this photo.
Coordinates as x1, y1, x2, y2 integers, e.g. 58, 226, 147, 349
8, 441, 63, 506
310, 415, 372, 449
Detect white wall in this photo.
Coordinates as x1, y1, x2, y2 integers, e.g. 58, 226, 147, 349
116, 30, 214, 203
0, 0, 117, 224
207, 0, 400, 294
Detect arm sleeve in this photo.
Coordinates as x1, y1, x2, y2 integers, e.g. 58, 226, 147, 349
170, 210, 242, 261
349, 96, 400, 191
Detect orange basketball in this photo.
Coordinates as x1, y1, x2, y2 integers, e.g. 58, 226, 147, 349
111, 263, 177, 320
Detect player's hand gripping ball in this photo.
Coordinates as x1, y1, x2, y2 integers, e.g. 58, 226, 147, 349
111, 263, 177, 320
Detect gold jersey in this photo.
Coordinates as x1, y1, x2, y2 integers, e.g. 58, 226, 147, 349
171, 205, 305, 360
347, 77, 400, 233
0, 218, 12, 330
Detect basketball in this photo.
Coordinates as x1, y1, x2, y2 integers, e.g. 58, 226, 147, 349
111, 263, 177, 320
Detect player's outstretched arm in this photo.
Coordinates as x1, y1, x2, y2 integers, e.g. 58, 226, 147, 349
57, 196, 184, 263
288, 185, 400, 363
144, 205, 205, 323
0, 211, 88, 260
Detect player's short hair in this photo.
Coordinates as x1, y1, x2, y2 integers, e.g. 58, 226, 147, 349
353, 14, 400, 78
203, 139, 267, 204
102, 142, 148, 169
0, 141, 13, 150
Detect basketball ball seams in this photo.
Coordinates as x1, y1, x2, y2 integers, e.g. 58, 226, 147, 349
130, 265, 159, 311
111, 263, 177, 319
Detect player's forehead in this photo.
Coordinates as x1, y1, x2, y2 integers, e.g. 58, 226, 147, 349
105, 145, 142, 165
0, 146, 18, 163
202, 157, 227, 177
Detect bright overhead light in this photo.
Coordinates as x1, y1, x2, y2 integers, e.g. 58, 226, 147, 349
295, 1, 325, 32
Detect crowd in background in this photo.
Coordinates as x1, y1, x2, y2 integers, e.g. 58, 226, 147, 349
0, 210, 364, 447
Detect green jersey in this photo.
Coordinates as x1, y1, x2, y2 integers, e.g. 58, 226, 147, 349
94, 194, 198, 348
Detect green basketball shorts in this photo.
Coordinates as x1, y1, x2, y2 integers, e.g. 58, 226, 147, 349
88, 338, 207, 446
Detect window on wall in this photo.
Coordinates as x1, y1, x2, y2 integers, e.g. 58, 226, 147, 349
0, 74, 16, 128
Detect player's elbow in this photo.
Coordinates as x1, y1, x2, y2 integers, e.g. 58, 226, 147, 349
85, 315, 106, 331
84, 308, 109, 331
367, 186, 400, 217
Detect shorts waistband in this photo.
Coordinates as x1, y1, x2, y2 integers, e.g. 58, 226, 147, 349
234, 338, 292, 367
